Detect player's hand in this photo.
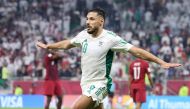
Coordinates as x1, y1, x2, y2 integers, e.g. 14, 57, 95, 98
36, 41, 47, 49
161, 63, 182, 69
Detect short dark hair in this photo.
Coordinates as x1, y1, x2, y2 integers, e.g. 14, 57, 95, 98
87, 8, 106, 20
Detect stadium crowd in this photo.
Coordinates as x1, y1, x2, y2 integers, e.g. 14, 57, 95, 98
0, 0, 190, 91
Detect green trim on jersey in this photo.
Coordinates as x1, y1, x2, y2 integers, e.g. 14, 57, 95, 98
105, 50, 114, 93
107, 31, 116, 37
119, 39, 127, 44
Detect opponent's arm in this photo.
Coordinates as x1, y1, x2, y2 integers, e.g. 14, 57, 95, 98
147, 73, 154, 88
36, 40, 75, 50
128, 46, 181, 68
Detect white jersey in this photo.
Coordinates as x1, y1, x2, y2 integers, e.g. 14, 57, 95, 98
70, 29, 133, 89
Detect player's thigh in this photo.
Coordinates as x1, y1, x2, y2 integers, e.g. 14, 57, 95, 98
81, 83, 108, 108
73, 95, 96, 109
136, 88, 146, 102
130, 88, 136, 102
54, 80, 63, 96
43, 80, 55, 95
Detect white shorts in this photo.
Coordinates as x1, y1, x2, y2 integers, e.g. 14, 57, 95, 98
81, 82, 108, 106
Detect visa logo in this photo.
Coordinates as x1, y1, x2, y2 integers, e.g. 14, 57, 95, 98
0, 96, 23, 108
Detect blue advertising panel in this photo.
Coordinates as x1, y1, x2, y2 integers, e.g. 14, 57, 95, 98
142, 96, 190, 109
0, 95, 44, 108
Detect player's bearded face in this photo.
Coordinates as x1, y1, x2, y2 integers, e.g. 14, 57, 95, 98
86, 12, 101, 34
87, 25, 98, 34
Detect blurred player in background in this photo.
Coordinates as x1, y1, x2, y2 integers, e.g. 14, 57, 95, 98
36, 8, 181, 109
43, 50, 63, 109
128, 58, 153, 109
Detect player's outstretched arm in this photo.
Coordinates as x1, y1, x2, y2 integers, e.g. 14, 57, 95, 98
36, 40, 75, 50
128, 46, 182, 68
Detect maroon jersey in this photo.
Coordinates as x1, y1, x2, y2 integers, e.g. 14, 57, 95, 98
44, 53, 59, 80
129, 59, 150, 88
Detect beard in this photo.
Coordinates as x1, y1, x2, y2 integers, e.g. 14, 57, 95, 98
87, 26, 98, 34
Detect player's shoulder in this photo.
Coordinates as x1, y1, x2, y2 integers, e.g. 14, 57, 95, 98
75, 29, 89, 39
104, 29, 124, 44
104, 29, 117, 37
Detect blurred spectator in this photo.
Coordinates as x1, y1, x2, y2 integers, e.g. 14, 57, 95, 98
60, 67, 73, 77
14, 85, 23, 95
178, 84, 189, 96
76, 0, 87, 14
153, 80, 163, 95
1, 62, 10, 89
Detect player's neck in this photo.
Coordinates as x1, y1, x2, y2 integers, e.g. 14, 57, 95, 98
92, 28, 103, 38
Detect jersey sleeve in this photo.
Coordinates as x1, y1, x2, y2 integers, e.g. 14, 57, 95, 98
70, 31, 84, 47
111, 35, 133, 53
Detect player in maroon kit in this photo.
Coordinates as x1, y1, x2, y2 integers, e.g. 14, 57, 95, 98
128, 58, 153, 109
43, 50, 63, 109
